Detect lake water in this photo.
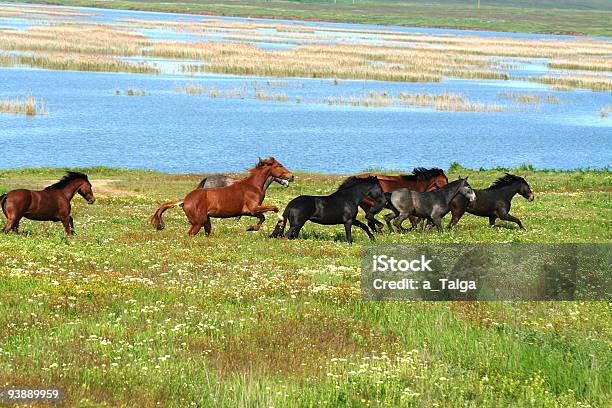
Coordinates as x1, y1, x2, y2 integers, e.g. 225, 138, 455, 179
0, 3, 610, 173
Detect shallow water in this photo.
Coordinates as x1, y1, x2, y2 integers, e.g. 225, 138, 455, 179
0, 3, 610, 173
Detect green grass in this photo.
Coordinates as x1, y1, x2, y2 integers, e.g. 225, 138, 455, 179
0, 166, 610, 407
6, 0, 612, 36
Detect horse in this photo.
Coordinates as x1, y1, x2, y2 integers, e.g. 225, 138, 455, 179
1, 171, 95, 236
150, 157, 294, 236
448, 173, 534, 230
344, 168, 449, 232
270, 176, 383, 244
384, 177, 476, 233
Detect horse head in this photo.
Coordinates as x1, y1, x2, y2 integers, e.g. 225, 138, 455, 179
426, 172, 449, 191
458, 177, 476, 202
518, 176, 535, 201
256, 157, 294, 184
77, 179, 96, 204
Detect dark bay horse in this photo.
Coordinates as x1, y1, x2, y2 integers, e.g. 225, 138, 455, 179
346, 168, 449, 232
150, 157, 294, 236
1, 172, 95, 235
385, 177, 476, 233
448, 173, 534, 230
270, 176, 383, 244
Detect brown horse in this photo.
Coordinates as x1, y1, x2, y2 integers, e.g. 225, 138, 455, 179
150, 157, 294, 236
350, 168, 449, 232
1, 172, 95, 235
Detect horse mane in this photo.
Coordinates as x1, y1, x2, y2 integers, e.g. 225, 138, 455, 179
400, 167, 445, 181
249, 157, 277, 171
337, 175, 377, 191
486, 173, 526, 190
44, 171, 89, 190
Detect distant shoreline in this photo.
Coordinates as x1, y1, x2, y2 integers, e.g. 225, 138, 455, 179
4, 0, 610, 37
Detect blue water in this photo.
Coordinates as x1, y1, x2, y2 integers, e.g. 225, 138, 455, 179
1, 67, 610, 173
0, 3, 610, 173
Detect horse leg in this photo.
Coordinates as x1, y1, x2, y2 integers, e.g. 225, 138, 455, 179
362, 202, 385, 233
3, 215, 20, 234
287, 221, 304, 240
448, 207, 465, 229
188, 223, 203, 237
352, 219, 375, 241
488, 216, 496, 226
407, 215, 420, 231
394, 213, 410, 232
499, 211, 525, 230
61, 216, 74, 236
383, 213, 396, 233
360, 202, 375, 231
203, 218, 212, 236
432, 216, 444, 233
270, 216, 287, 238
344, 219, 353, 244
2, 200, 21, 233
249, 205, 279, 214
246, 213, 265, 231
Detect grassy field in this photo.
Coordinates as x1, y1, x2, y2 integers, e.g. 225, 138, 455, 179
0, 165, 610, 407
7, 0, 612, 37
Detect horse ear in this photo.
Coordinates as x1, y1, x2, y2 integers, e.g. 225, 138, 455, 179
465, 176, 469, 181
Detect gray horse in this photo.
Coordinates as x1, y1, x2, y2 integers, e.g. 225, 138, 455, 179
385, 177, 476, 233
197, 174, 289, 190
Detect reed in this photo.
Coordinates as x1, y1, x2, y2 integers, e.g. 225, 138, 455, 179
323, 92, 504, 112
13, 53, 159, 74
255, 89, 289, 102
549, 57, 612, 72
531, 74, 612, 92
2, 16, 609, 82
174, 84, 205, 95
498, 92, 543, 105
174, 84, 248, 99
0, 93, 45, 116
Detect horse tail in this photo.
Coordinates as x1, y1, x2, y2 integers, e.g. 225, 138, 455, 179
150, 200, 183, 230
0, 194, 6, 210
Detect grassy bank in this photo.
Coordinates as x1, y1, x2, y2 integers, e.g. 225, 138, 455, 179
6, 0, 612, 37
0, 166, 610, 407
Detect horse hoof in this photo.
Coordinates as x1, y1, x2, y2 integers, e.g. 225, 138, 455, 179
247, 226, 260, 232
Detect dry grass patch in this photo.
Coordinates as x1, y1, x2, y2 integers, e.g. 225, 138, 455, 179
497, 92, 561, 105
534, 74, 612, 92
2, 18, 610, 83
12, 52, 159, 74
549, 57, 612, 72
326, 92, 504, 112
202, 311, 391, 377
0, 93, 45, 116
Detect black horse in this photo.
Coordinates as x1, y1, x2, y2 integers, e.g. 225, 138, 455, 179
448, 173, 534, 230
384, 178, 476, 233
270, 176, 384, 244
